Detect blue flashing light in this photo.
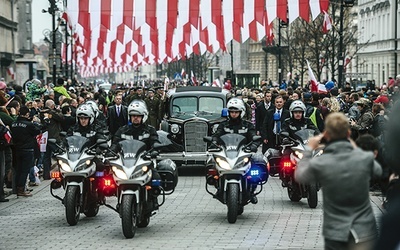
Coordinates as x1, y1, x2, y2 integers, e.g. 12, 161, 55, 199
152, 179, 161, 187
95, 171, 105, 177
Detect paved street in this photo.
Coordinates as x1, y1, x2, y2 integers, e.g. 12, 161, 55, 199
0, 174, 384, 250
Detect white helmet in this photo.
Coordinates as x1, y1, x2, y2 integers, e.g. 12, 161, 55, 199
85, 100, 100, 118
128, 100, 148, 123
227, 97, 246, 118
289, 100, 306, 118
76, 104, 95, 125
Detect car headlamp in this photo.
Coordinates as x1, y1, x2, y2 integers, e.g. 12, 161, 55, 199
211, 124, 219, 134
216, 157, 231, 170
171, 124, 180, 134
58, 160, 72, 172
112, 166, 128, 180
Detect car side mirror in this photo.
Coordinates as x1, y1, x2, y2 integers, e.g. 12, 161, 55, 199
252, 135, 262, 141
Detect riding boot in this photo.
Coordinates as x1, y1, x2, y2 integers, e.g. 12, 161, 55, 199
17, 187, 32, 197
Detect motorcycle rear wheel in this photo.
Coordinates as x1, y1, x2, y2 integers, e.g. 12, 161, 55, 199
121, 194, 137, 239
227, 183, 239, 223
307, 184, 318, 208
65, 185, 81, 226
287, 185, 301, 202
84, 203, 99, 217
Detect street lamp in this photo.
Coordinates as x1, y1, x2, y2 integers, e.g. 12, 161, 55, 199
278, 20, 288, 86
42, 0, 58, 85
338, 0, 355, 89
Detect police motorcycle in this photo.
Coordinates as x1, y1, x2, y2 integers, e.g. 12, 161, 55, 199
204, 134, 268, 223
102, 135, 178, 239
278, 129, 323, 208
49, 134, 108, 226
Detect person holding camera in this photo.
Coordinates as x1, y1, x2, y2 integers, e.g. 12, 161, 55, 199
295, 112, 382, 250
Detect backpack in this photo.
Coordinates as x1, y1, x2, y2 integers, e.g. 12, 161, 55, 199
0, 125, 12, 150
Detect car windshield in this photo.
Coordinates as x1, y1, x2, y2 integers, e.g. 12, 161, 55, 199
171, 96, 223, 118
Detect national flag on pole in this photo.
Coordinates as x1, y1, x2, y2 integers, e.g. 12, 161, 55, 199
181, 68, 186, 79
307, 60, 319, 92
212, 78, 222, 88
164, 77, 170, 91
7, 67, 14, 79
322, 11, 332, 34
191, 70, 197, 86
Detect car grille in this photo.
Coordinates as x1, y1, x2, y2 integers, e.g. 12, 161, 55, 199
184, 120, 208, 152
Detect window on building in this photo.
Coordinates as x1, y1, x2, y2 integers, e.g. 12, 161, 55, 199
26, 3, 30, 14
26, 39, 31, 50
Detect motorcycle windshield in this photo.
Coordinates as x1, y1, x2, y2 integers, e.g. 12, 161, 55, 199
65, 136, 91, 162
293, 129, 317, 144
119, 140, 147, 168
219, 134, 247, 159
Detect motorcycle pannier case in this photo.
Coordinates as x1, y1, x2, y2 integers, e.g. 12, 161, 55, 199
157, 159, 178, 192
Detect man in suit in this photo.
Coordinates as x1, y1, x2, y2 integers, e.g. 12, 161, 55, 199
107, 94, 128, 139
295, 113, 382, 250
255, 91, 274, 136
260, 95, 290, 154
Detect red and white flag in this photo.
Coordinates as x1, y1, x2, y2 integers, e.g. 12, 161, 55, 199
164, 77, 170, 91
322, 11, 332, 34
212, 78, 222, 88
181, 68, 186, 79
7, 67, 14, 79
190, 70, 197, 85
307, 60, 319, 92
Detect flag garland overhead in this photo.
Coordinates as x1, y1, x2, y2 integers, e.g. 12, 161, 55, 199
64, 0, 330, 77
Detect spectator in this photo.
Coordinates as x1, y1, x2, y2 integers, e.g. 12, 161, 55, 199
295, 112, 382, 250
40, 99, 64, 180
53, 78, 70, 105
61, 105, 76, 132
11, 106, 44, 197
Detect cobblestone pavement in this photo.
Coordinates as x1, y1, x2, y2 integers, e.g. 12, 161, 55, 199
0, 175, 384, 250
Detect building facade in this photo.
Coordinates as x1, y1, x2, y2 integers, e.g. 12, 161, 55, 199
0, 0, 18, 83
357, 0, 399, 86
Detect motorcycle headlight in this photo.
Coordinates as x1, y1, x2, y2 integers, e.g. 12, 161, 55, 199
58, 160, 72, 172
216, 157, 231, 170
130, 165, 150, 179
294, 150, 304, 160
234, 157, 250, 169
171, 124, 180, 134
112, 166, 128, 180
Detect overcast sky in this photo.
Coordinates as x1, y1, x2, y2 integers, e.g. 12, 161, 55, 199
32, 0, 58, 43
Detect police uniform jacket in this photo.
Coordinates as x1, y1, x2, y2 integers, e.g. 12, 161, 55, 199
213, 118, 260, 149
111, 123, 159, 153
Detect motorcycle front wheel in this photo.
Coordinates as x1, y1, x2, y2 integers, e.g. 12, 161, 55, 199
227, 183, 239, 223
121, 194, 137, 239
307, 184, 318, 208
65, 185, 81, 226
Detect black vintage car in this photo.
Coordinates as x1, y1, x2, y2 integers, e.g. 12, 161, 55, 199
157, 86, 230, 167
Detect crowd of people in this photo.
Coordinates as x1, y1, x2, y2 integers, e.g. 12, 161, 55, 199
0, 75, 399, 249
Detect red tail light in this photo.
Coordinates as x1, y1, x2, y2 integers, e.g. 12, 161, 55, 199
99, 176, 117, 196
208, 168, 218, 176
51, 171, 61, 179
282, 161, 292, 169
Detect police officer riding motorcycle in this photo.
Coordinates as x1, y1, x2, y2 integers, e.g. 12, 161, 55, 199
205, 98, 268, 223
